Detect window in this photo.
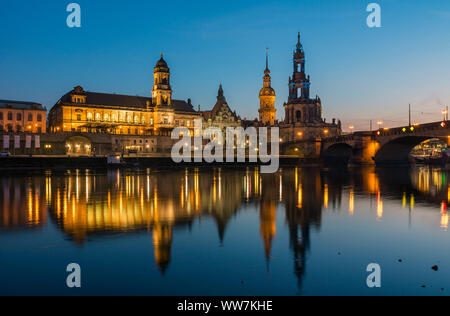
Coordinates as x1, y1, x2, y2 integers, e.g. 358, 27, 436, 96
134, 116, 139, 124
38, 127, 42, 133
104, 114, 109, 121
87, 112, 93, 121
28, 114, 33, 121
7, 112, 12, 121
7, 124, 12, 132
0, 112, 3, 120
0, 125, 3, 131
112, 114, 118, 122
296, 111, 302, 122
77, 114, 81, 121
187, 121, 191, 127
16, 125, 21, 132
95, 113, 101, 121
141, 116, 146, 124
37, 114, 42, 122
17, 113, 22, 121
127, 115, 132, 123
150, 118, 154, 125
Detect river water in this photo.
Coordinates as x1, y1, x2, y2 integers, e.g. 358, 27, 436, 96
0, 166, 448, 296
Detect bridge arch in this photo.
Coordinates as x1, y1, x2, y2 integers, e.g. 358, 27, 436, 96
65, 136, 92, 156
375, 136, 446, 165
323, 143, 354, 166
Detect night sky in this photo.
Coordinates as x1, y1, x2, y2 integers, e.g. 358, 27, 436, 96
1, 0, 450, 131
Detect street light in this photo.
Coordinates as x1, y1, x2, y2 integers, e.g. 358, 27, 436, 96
377, 121, 383, 130
442, 109, 448, 121
349, 126, 354, 134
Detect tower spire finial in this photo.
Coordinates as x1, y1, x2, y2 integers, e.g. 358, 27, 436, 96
265, 47, 269, 71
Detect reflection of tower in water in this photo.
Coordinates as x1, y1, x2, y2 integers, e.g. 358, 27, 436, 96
279, 168, 324, 290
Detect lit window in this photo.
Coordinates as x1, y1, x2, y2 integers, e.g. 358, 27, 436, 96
87, 112, 93, 121
104, 114, 109, 121
134, 116, 139, 124
95, 113, 101, 121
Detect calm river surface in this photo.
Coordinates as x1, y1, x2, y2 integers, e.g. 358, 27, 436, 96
0, 166, 448, 296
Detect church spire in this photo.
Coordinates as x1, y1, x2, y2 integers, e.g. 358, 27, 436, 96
259, 48, 276, 126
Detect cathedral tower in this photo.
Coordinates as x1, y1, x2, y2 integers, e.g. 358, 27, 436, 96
259, 49, 277, 126
284, 34, 322, 125
152, 54, 173, 106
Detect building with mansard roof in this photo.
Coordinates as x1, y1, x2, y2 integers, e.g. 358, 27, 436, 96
48, 54, 201, 137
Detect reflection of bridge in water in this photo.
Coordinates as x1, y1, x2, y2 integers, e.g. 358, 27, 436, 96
318, 121, 450, 165
0, 166, 448, 289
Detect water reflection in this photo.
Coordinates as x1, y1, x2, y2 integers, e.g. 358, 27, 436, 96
0, 165, 448, 289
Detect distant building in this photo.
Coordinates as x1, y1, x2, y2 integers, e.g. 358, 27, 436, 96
0, 100, 46, 133
280, 34, 341, 148
201, 85, 242, 131
48, 54, 201, 137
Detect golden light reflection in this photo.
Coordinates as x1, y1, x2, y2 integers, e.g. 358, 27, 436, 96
349, 189, 354, 216
377, 191, 383, 220
297, 184, 303, 209
324, 184, 329, 209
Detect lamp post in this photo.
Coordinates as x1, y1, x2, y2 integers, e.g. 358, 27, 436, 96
443, 109, 448, 121
377, 121, 383, 130
349, 126, 354, 134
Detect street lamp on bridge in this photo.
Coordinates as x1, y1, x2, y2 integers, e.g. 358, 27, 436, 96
442, 109, 448, 121
377, 121, 383, 130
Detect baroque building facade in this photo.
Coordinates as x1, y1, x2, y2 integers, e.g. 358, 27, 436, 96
201, 85, 242, 131
48, 55, 201, 138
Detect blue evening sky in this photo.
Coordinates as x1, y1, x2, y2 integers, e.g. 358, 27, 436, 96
1, 0, 450, 131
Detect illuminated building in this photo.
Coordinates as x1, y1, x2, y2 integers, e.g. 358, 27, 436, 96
48, 55, 201, 136
280, 34, 341, 148
258, 50, 277, 126
201, 85, 242, 131
0, 100, 46, 133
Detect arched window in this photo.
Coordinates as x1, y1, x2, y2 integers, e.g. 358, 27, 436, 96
95, 113, 101, 121
141, 116, 146, 124
127, 115, 132, 123
112, 114, 117, 122
87, 112, 93, 121
296, 110, 302, 122
134, 116, 139, 124
104, 114, 109, 121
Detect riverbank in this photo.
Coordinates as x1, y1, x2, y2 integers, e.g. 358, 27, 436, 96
0, 155, 321, 170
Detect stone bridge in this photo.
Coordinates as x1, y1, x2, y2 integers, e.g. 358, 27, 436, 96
321, 121, 450, 165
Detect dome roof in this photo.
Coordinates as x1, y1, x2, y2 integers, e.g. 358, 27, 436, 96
155, 54, 168, 68
260, 87, 276, 97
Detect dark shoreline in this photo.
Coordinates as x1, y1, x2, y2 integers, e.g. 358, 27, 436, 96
0, 156, 323, 171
